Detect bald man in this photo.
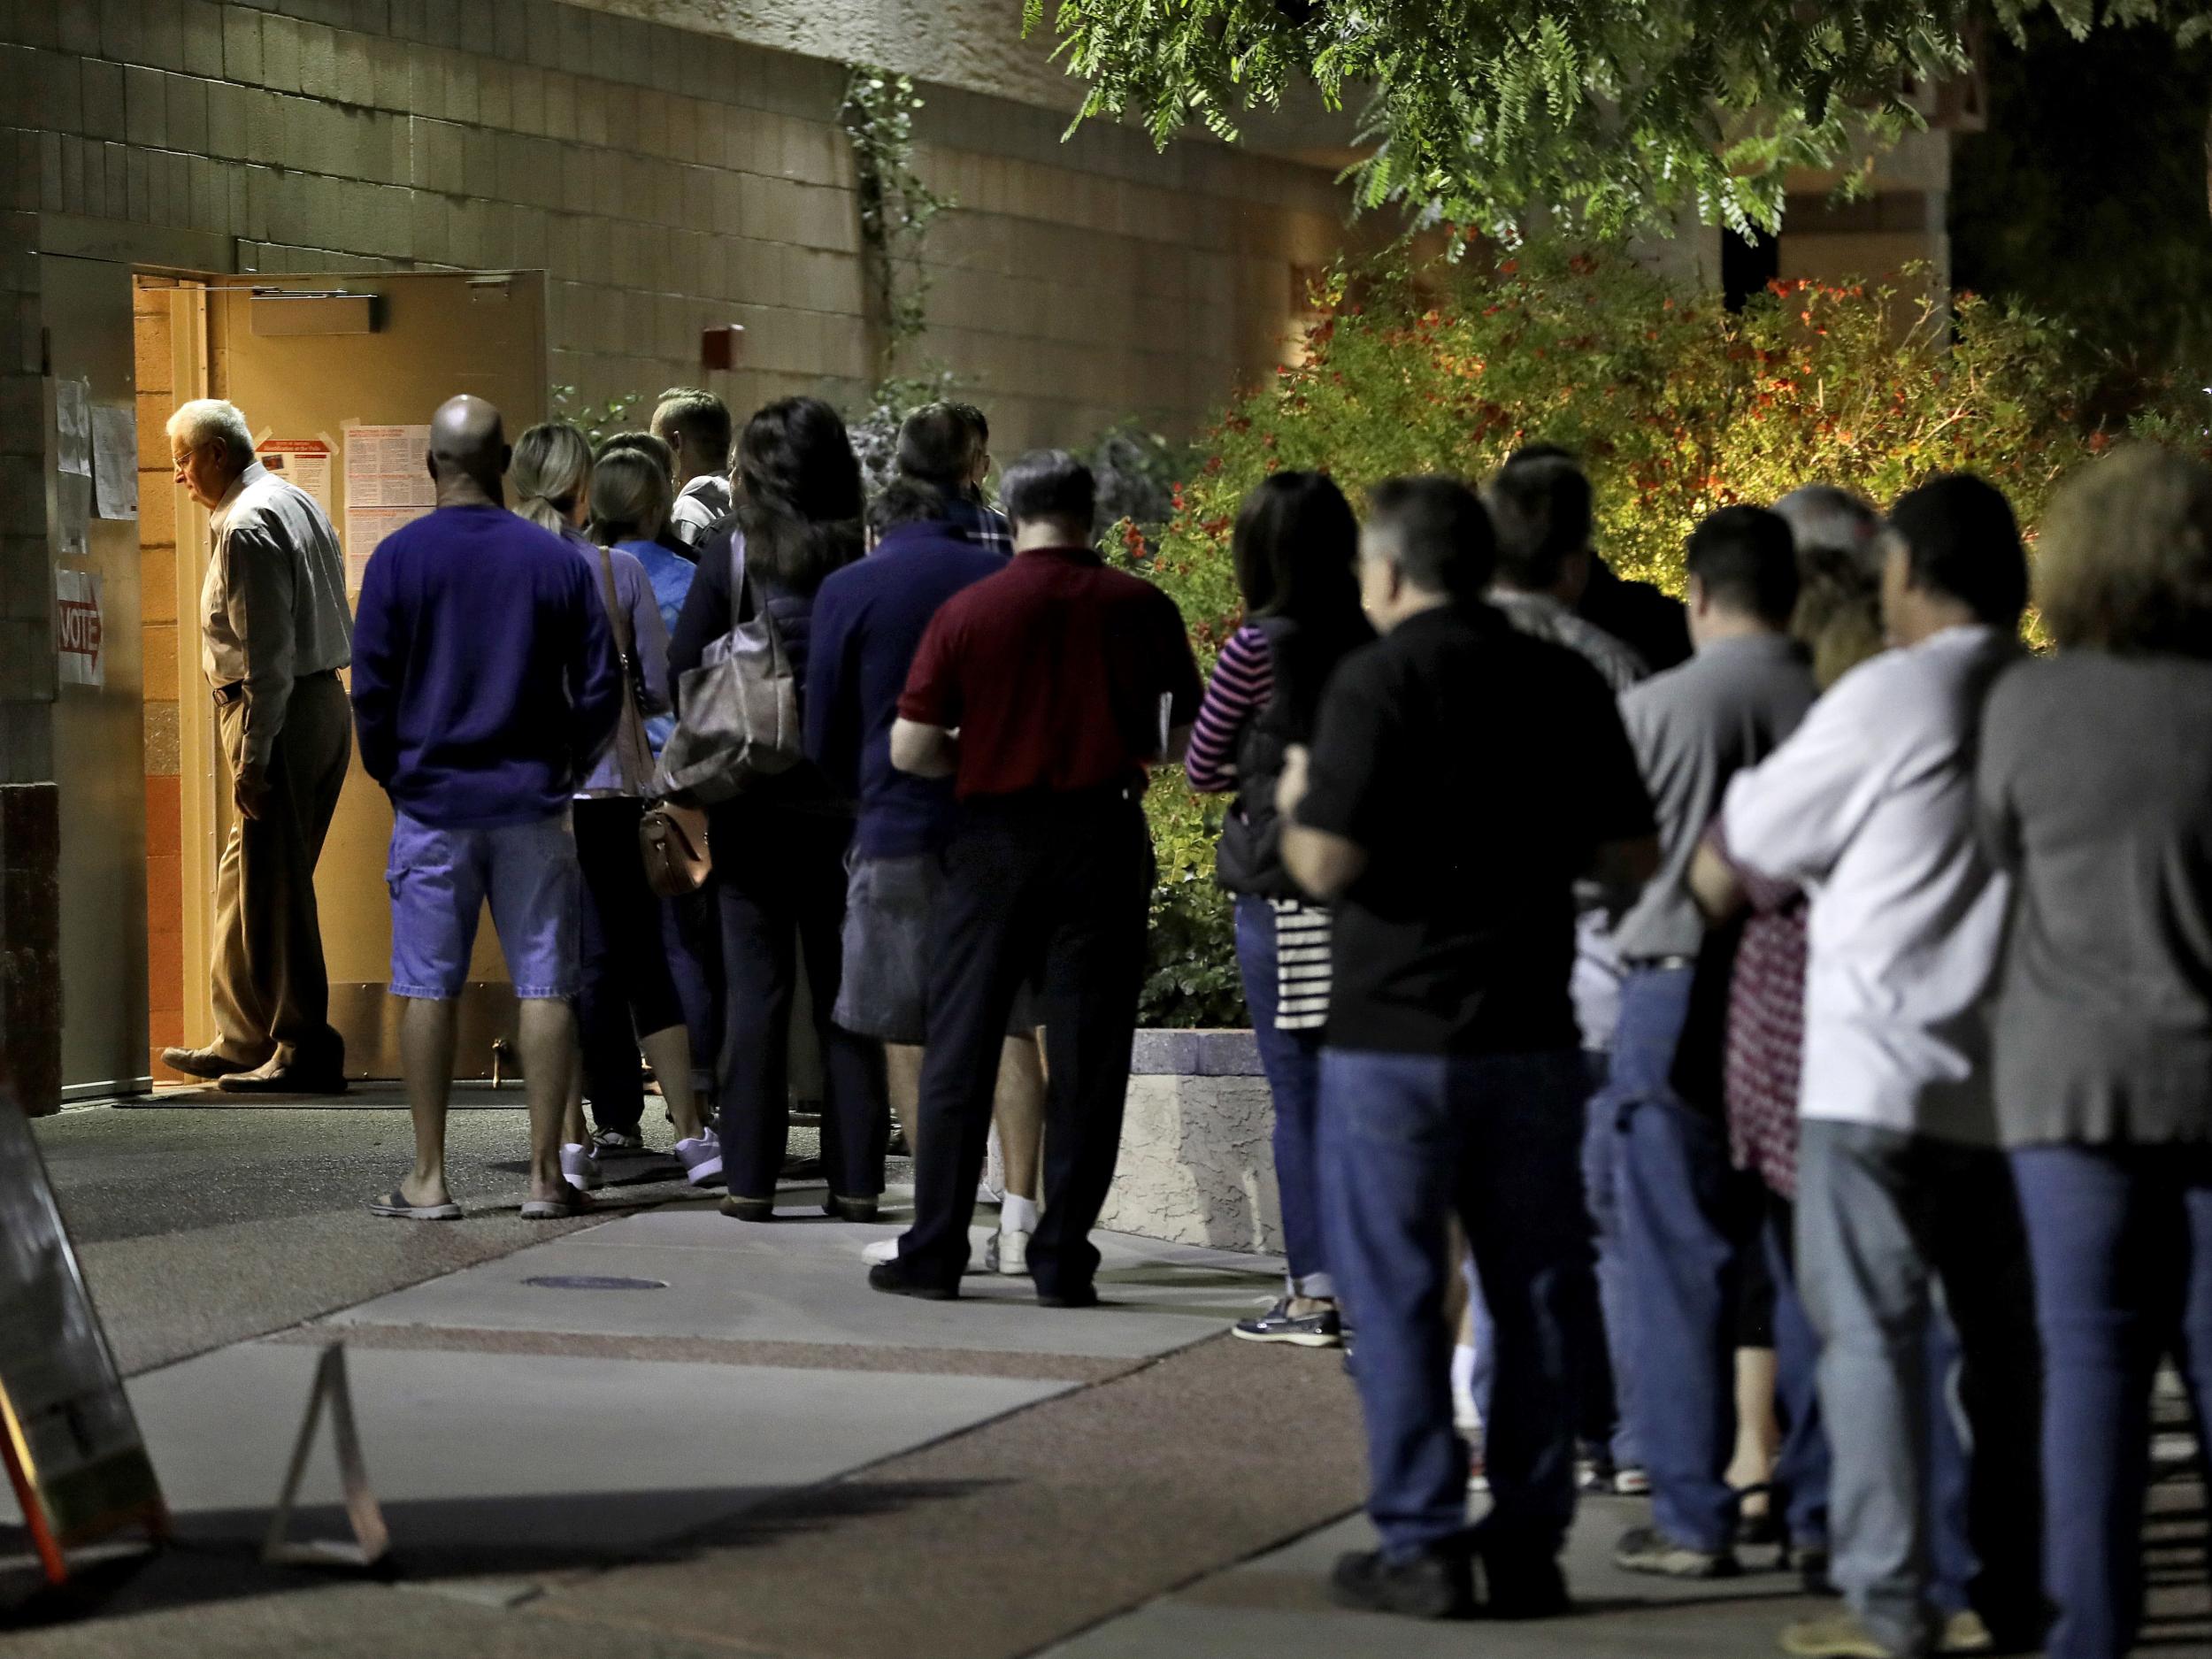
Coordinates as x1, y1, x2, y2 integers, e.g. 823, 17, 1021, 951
349, 396, 622, 1220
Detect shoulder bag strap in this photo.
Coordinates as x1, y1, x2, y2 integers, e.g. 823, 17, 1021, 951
593, 544, 649, 795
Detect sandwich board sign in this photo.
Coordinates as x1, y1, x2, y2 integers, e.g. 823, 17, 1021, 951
0, 1090, 166, 1581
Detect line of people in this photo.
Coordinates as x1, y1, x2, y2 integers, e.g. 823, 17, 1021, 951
166, 373, 2209, 1658
1202, 442, 2209, 1659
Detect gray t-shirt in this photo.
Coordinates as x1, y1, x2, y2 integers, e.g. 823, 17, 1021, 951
1616, 633, 1818, 962
1979, 652, 2212, 1147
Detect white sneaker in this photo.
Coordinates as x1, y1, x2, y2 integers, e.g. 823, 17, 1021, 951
559, 1142, 603, 1191
862, 1237, 901, 1266
675, 1130, 722, 1186
984, 1228, 1029, 1275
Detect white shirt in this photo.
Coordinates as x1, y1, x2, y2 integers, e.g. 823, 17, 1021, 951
200, 460, 353, 770
668, 474, 732, 547
1718, 626, 2015, 1144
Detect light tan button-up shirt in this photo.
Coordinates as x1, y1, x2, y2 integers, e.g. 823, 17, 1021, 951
200, 459, 353, 771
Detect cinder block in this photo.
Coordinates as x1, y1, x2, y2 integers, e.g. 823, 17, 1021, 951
123, 63, 165, 148
510, 64, 545, 135
333, 27, 372, 108
442, 52, 479, 126
477, 59, 511, 130
460, 124, 495, 196
664, 95, 699, 166
58, 138, 87, 217
419, 0, 458, 51
165, 73, 208, 156
405, 46, 445, 120
125, 144, 151, 223
405, 186, 447, 262
220, 4, 262, 83
541, 67, 575, 139
58, 4, 98, 55
180, 0, 222, 78
455, 0, 494, 57
367, 34, 408, 111
260, 12, 300, 92
0, 374, 37, 454
573, 77, 607, 149
30, 49, 81, 135
635, 89, 670, 161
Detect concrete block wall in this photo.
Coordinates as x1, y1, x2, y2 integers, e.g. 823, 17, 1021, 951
0, 0, 1352, 451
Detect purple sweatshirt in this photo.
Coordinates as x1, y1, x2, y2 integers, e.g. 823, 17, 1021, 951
351, 504, 620, 828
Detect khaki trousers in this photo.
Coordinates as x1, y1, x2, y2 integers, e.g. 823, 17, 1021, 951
209, 672, 353, 1070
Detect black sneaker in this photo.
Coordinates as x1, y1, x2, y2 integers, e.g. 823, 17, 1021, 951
1036, 1282, 1099, 1309
1479, 1548, 1570, 1619
1790, 1541, 1833, 1595
869, 1258, 959, 1301
1326, 1546, 1476, 1619
1612, 1525, 1741, 1579
1233, 1296, 1343, 1348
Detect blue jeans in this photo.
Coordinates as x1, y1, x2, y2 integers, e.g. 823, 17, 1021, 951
1233, 896, 1329, 1299
1608, 965, 1760, 1554
1319, 1045, 1586, 1563
1581, 1064, 1640, 1470
2011, 1144, 2212, 1659
1798, 1122, 2042, 1655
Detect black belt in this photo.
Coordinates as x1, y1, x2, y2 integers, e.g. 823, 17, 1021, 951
213, 667, 340, 705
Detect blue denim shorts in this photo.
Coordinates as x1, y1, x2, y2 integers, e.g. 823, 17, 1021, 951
387, 809, 581, 1001
834, 850, 1041, 1045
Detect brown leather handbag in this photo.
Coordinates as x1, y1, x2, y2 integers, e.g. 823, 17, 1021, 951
594, 545, 713, 897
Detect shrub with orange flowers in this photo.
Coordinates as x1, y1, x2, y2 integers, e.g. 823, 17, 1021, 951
1127, 243, 2185, 1026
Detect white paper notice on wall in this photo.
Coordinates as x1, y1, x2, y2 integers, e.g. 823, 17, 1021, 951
342, 424, 434, 590
90, 406, 138, 519
261, 438, 334, 521
55, 570, 103, 687
54, 379, 90, 478
55, 474, 89, 559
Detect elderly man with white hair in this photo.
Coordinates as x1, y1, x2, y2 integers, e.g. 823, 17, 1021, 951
162, 397, 355, 1094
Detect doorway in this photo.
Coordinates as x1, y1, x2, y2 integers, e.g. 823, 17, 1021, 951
125, 269, 550, 1085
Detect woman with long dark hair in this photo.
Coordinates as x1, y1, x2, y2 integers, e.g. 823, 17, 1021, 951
668, 397, 887, 1221
1186, 471, 1371, 1347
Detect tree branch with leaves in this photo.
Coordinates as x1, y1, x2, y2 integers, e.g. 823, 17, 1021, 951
1025, 1, 2212, 241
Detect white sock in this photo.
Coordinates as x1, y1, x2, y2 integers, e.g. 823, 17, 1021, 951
1001, 1194, 1038, 1234
1451, 1343, 1480, 1430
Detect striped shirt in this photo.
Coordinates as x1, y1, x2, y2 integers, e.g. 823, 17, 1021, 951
1188, 625, 1333, 1031
1186, 624, 1274, 795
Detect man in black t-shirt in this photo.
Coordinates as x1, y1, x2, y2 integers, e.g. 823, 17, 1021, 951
1279, 476, 1658, 1621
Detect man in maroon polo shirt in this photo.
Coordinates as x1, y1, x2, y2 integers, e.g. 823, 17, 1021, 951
870, 449, 1203, 1304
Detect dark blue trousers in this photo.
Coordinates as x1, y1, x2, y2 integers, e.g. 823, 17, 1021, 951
1319, 1045, 1587, 1563
1609, 964, 1763, 1554
1233, 895, 1329, 1298
2011, 1144, 2212, 1659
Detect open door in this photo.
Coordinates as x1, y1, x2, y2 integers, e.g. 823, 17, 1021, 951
180, 271, 550, 1079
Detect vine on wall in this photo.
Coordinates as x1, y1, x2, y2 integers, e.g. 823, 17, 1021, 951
838, 65, 956, 375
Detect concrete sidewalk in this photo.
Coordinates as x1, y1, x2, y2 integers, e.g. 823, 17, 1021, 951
5, 1117, 2203, 1656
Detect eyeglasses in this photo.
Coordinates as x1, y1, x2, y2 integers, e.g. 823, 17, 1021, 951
171, 440, 210, 472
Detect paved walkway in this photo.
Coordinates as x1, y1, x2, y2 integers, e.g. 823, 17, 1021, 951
4, 1104, 2205, 1655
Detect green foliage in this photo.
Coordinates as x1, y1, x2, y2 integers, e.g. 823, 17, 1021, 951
1145, 248, 2131, 607
549, 385, 643, 449
1120, 242, 2186, 1025
838, 66, 956, 374
1025, 1, 2212, 242
1139, 779, 1248, 1029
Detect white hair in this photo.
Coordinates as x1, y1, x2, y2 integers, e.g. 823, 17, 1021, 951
165, 398, 255, 463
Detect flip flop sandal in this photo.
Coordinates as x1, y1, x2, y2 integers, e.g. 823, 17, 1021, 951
520, 1187, 596, 1220
368, 1189, 462, 1220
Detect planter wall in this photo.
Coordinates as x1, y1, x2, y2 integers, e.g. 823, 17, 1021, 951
1095, 1030, 1281, 1255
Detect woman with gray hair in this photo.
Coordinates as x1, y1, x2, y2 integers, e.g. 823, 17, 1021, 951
1978, 444, 2212, 1659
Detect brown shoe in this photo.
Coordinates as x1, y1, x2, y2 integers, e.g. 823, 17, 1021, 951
217, 1063, 348, 1095
160, 1045, 258, 1080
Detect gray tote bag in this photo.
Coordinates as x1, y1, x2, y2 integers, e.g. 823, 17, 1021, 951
653, 539, 803, 805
